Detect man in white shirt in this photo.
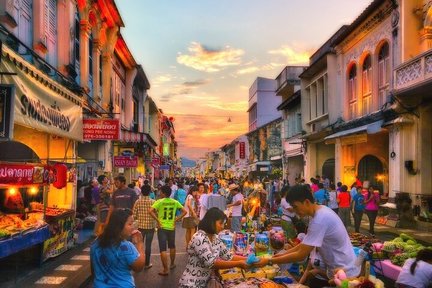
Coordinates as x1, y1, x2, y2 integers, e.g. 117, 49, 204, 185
227, 183, 243, 232
263, 184, 360, 288
168, 178, 178, 199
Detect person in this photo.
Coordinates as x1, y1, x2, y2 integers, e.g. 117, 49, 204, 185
337, 185, 351, 229
299, 248, 327, 285
182, 185, 199, 246
94, 175, 112, 236
260, 185, 360, 288
227, 183, 243, 233
350, 182, 358, 199
396, 248, 432, 288
132, 184, 156, 269
327, 184, 339, 214
149, 185, 187, 276
90, 209, 145, 288
314, 183, 328, 205
142, 179, 155, 200
364, 185, 380, 235
197, 183, 208, 220
106, 175, 138, 224
174, 182, 187, 206
178, 208, 251, 288
280, 186, 298, 240
351, 186, 365, 233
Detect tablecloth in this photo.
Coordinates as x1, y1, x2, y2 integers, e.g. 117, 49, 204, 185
0, 225, 50, 259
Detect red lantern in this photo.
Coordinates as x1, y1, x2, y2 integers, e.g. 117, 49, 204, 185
52, 163, 68, 189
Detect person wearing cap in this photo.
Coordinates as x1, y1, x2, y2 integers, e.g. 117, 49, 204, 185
227, 183, 243, 232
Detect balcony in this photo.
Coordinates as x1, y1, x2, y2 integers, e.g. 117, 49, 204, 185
275, 66, 306, 98
394, 49, 432, 98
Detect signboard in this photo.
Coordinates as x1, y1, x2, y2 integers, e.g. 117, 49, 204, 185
163, 143, 170, 156
113, 156, 138, 168
2, 58, 83, 141
0, 163, 48, 185
159, 164, 170, 170
0, 84, 15, 140
83, 119, 120, 140
239, 142, 245, 159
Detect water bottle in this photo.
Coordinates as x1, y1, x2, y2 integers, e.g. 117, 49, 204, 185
355, 249, 368, 266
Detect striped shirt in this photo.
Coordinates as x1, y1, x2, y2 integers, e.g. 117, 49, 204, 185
133, 196, 156, 229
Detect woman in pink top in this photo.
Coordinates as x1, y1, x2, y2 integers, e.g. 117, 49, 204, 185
364, 186, 380, 235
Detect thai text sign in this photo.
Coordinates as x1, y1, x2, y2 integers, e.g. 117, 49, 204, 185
113, 156, 138, 168
0, 163, 48, 185
83, 119, 120, 140
239, 142, 246, 159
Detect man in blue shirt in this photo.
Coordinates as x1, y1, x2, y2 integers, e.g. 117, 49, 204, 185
313, 183, 328, 205
351, 188, 365, 233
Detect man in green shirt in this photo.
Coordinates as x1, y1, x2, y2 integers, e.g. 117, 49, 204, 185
150, 185, 187, 276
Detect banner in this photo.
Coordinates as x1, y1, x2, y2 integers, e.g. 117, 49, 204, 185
113, 156, 138, 168
239, 142, 246, 159
83, 119, 120, 140
1, 56, 83, 141
0, 84, 15, 140
0, 163, 48, 185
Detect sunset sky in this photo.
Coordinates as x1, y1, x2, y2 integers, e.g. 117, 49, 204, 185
116, 0, 372, 160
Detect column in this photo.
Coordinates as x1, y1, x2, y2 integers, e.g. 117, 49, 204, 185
125, 68, 138, 129
92, 39, 102, 102
79, 20, 92, 92
101, 26, 118, 110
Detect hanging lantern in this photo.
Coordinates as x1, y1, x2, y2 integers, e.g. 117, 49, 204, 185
52, 163, 68, 189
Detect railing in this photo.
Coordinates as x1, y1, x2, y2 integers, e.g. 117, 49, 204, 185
394, 49, 432, 91
275, 66, 302, 93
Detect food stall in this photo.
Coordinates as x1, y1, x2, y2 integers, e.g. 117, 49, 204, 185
0, 162, 76, 263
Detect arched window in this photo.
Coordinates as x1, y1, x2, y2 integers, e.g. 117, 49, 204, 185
362, 55, 372, 115
378, 43, 390, 108
348, 65, 357, 119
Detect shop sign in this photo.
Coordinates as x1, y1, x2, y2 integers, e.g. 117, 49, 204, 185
83, 119, 120, 140
159, 164, 170, 170
0, 163, 48, 185
239, 142, 245, 159
163, 143, 170, 156
42, 214, 74, 262
2, 59, 83, 141
0, 84, 15, 140
113, 156, 138, 168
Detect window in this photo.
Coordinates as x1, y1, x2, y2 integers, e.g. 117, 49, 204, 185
44, 0, 57, 67
378, 43, 390, 108
362, 55, 372, 115
348, 65, 357, 119
18, 0, 32, 53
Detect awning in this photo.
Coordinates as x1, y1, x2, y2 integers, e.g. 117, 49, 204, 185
324, 120, 383, 141
119, 130, 157, 147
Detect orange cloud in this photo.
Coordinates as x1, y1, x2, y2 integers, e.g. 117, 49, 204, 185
177, 42, 244, 72
268, 44, 312, 65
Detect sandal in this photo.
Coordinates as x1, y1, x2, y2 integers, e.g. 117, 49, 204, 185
144, 264, 153, 269
158, 271, 169, 276
170, 264, 176, 270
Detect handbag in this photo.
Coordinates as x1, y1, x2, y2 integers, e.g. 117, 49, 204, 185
207, 270, 223, 288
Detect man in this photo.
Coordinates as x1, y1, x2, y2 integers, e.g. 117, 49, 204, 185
227, 183, 243, 233
263, 184, 360, 288
168, 178, 178, 199
149, 185, 187, 276
106, 175, 138, 223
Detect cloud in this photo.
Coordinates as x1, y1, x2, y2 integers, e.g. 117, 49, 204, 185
236, 66, 260, 75
158, 79, 210, 102
177, 42, 244, 72
268, 44, 312, 65
182, 79, 210, 87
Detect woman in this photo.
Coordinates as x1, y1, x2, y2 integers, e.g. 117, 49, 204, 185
280, 186, 298, 240
351, 186, 365, 233
179, 207, 250, 288
90, 209, 145, 288
396, 248, 432, 288
364, 186, 380, 235
182, 185, 199, 246
327, 184, 339, 214
337, 185, 351, 228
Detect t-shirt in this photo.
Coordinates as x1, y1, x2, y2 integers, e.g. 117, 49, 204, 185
174, 188, 187, 205
231, 193, 244, 217
397, 258, 432, 288
302, 206, 360, 278
337, 192, 351, 208
280, 198, 296, 222
90, 240, 139, 288
199, 193, 209, 220
364, 192, 380, 211
327, 191, 338, 209
151, 197, 183, 230
111, 188, 138, 210
314, 189, 328, 205
352, 193, 365, 211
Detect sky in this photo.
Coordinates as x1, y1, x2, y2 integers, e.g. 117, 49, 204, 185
116, 0, 372, 160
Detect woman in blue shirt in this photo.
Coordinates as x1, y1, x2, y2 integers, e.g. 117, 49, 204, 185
91, 209, 145, 287
351, 187, 365, 233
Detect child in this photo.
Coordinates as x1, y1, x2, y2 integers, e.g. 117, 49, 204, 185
269, 230, 291, 272
396, 248, 432, 288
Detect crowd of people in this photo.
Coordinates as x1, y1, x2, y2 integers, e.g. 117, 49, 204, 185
84, 174, 431, 288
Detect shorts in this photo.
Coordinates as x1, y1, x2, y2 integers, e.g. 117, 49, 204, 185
157, 228, 176, 252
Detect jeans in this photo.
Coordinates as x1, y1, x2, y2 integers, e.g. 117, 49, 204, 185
365, 209, 378, 234
353, 210, 364, 233
338, 207, 351, 228
231, 216, 242, 232
139, 228, 155, 265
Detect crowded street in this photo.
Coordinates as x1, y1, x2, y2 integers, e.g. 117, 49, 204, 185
1, 0, 432, 288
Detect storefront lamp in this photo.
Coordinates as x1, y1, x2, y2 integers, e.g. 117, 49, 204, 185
29, 187, 38, 195
376, 174, 384, 181
8, 188, 16, 196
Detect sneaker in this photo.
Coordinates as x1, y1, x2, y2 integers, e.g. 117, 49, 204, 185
144, 263, 153, 269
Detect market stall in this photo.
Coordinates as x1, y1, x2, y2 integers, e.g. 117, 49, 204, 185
0, 162, 76, 263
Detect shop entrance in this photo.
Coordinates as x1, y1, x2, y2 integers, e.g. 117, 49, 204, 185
322, 158, 335, 184
0, 141, 40, 162
358, 155, 384, 193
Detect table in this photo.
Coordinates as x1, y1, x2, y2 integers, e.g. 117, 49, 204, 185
0, 225, 50, 259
